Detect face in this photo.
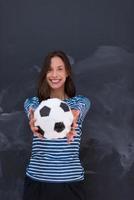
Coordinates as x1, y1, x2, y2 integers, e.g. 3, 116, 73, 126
46, 56, 68, 91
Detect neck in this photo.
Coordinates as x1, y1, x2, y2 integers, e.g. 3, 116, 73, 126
50, 90, 68, 100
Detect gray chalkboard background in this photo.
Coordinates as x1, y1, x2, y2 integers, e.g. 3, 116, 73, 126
0, 0, 134, 199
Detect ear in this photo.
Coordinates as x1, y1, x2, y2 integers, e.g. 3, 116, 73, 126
66, 71, 70, 78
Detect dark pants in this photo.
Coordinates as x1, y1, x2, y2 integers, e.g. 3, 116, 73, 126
23, 175, 87, 200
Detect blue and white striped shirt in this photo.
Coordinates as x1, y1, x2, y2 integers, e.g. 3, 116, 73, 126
24, 95, 90, 183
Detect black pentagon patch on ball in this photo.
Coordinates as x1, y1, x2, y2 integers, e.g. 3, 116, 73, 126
54, 122, 65, 132
40, 106, 51, 117
60, 102, 70, 112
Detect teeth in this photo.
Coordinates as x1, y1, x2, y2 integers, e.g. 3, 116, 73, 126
51, 80, 60, 83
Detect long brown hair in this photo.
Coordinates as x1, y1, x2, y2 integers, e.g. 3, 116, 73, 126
37, 51, 76, 101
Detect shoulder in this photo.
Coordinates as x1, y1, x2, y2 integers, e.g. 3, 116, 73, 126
73, 95, 91, 106
74, 95, 90, 101
25, 96, 39, 101
67, 95, 91, 110
24, 96, 40, 108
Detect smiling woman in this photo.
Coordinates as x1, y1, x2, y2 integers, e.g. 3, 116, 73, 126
37, 51, 76, 102
23, 51, 91, 200
46, 56, 69, 97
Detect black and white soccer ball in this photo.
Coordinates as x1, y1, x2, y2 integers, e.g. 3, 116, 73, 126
34, 98, 74, 139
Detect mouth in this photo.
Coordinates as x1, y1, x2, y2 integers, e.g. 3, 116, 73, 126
50, 79, 61, 84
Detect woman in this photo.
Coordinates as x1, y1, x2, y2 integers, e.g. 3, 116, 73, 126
23, 51, 91, 200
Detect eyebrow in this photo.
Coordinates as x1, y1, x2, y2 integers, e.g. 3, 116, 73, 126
57, 65, 63, 67
49, 65, 64, 69
50, 65, 63, 68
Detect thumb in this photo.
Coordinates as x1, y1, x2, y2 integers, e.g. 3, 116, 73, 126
29, 108, 34, 119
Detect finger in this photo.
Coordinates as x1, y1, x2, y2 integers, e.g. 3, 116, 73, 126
71, 130, 77, 136
67, 134, 74, 144
74, 124, 78, 128
29, 108, 34, 114
33, 127, 39, 131
74, 113, 79, 121
30, 126, 39, 134
32, 128, 44, 138
71, 123, 78, 130
34, 133, 44, 139
32, 126, 43, 134
67, 130, 76, 144
72, 122, 78, 130
75, 110, 80, 118
74, 110, 80, 116
29, 118, 36, 127
31, 118, 36, 125
72, 109, 80, 117
72, 114, 79, 123
29, 108, 34, 119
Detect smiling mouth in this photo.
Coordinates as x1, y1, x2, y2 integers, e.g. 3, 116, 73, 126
50, 79, 61, 83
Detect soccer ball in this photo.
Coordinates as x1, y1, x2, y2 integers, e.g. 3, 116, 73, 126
34, 98, 74, 139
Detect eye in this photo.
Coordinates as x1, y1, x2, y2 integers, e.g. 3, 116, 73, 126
58, 67, 63, 71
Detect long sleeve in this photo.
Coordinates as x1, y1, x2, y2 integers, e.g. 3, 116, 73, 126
24, 96, 40, 118
73, 95, 91, 123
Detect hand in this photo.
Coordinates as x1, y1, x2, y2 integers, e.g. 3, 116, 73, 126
67, 109, 80, 144
29, 108, 44, 139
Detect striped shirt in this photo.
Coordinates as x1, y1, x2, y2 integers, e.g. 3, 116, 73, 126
24, 95, 90, 183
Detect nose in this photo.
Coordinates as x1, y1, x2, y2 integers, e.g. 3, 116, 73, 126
51, 69, 57, 77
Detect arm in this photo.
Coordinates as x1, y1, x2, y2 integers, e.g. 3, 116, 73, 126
24, 96, 40, 118
73, 95, 91, 123
24, 96, 43, 139
67, 95, 91, 143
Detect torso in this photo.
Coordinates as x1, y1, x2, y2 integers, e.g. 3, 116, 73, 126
26, 96, 85, 183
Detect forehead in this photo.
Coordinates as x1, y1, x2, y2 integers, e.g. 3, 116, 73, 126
50, 56, 65, 67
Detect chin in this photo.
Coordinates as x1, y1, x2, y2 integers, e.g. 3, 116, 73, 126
49, 85, 62, 90
49, 83, 65, 90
